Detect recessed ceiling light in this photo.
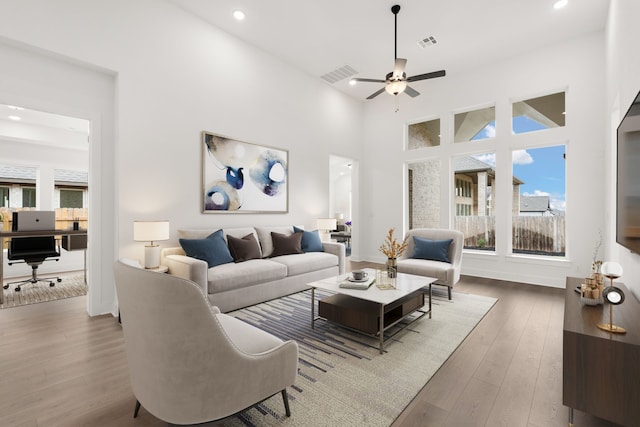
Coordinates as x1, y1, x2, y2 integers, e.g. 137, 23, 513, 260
8, 115, 21, 121
553, 0, 568, 9
349, 79, 357, 86
7, 105, 24, 110
233, 10, 245, 21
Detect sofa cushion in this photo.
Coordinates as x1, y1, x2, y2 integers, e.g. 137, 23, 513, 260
207, 259, 287, 293
270, 231, 303, 257
270, 252, 338, 276
227, 233, 262, 262
255, 226, 295, 257
293, 226, 324, 252
178, 229, 234, 268
411, 237, 453, 263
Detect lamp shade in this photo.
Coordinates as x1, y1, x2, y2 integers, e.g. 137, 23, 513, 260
133, 220, 170, 243
317, 218, 337, 231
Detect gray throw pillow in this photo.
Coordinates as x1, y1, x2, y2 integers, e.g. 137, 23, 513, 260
227, 233, 262, 262
270, 231, 303, 257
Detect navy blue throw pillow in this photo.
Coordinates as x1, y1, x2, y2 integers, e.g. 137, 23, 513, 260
411, 237, 453, 263
179, 229, 234, 268
293, 226, 324, 252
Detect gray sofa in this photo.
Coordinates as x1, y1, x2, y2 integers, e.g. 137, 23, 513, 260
161, 226, 345, 312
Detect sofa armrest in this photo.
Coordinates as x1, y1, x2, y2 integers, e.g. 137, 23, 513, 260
161, 248, 209, 294
322, 242, 346, 275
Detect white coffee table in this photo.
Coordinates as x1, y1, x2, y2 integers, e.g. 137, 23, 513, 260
308, 268, 436, 354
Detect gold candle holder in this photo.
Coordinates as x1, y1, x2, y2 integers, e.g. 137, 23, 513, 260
596, 262, 626, 334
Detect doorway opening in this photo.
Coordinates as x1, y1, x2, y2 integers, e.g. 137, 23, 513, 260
330, 155, 353, 257
0, 103, 89, 307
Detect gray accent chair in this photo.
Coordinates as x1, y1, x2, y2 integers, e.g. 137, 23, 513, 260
113, 259, 299, 425
397, 228, 464, 299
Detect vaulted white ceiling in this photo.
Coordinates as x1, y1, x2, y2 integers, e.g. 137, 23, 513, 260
169, 0, 610, 101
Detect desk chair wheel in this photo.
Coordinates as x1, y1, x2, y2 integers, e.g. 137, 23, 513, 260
3, 284, 8, 290
15, 286, 21, 292
57, 278, 62, 283
50, 281, 56, 287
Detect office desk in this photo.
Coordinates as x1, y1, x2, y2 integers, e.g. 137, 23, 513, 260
0, 229, 88, 305
330, 231, 351, 246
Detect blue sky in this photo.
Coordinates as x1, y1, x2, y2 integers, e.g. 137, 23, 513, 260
472, 116, 566, 211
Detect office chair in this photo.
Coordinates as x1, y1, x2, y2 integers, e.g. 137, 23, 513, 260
4, 236, 62, 292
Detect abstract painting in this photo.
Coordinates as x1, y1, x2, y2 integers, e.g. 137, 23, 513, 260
202, 132, 288, 213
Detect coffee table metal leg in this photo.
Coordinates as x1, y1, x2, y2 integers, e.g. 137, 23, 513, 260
311, 287, 315, 329
379, 303, 384, 354
429, 282, 432, 319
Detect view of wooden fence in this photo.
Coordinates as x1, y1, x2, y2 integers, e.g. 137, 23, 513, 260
0, 207, 88, 232
454, 215, 566, 256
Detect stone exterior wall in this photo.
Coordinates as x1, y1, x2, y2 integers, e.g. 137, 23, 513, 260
408, 160, 440, 229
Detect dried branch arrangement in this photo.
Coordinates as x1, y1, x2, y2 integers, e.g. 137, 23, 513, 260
379, 228, 408, 259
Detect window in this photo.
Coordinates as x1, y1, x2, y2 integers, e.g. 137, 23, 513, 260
512, 145, 566, 256
408, 118, 440, 149
454, 106, 496, 143
453, 153, 496, 250
22, 187, 36, 208
512, 92, 565, 134
407, 159, 440, 229
0, 186, 8, 207
60, 189, 84, 208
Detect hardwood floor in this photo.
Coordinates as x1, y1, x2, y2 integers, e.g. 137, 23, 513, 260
0, 263, 622, 426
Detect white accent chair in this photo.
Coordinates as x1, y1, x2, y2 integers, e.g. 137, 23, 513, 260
113, 259, 299, 425
397, 228, 464, 299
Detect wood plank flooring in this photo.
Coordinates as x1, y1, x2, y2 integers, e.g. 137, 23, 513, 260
0, 262, 623, 426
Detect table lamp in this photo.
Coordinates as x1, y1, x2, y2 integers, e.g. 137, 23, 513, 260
133, 220, 170, 269
317, 218, 337, 242
597, 261, 626, 334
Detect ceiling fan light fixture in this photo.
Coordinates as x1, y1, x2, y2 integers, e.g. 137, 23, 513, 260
385, 80, 407, 96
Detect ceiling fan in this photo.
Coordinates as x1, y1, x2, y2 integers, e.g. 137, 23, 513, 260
351, 4, 446, 100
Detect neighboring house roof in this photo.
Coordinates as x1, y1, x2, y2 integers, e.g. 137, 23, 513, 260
0, 164, 37, 183
520, 196, 550, 212
454, 156, 524, 185
54, 169, 88, 185
0, 165, 87, 186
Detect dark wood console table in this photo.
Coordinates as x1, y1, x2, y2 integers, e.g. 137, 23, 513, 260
563, 276, 640, 426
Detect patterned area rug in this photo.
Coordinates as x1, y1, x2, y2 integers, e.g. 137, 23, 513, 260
226, 288, 497, 427
0, 272, 87, 308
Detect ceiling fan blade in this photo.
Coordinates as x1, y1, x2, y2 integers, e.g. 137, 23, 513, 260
351, 77, 386, 83
393, 58, 407, 78
404, 86, 420, 97
407, 70, 446, 82
366, 88, 386, 100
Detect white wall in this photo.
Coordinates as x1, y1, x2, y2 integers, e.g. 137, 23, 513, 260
605, 0, 640, 300
361, 32, 607, 288
0, 40, 115, 315
0, 0, 363, 314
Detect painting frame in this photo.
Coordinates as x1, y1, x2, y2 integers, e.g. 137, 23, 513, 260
202, 131, 289, 214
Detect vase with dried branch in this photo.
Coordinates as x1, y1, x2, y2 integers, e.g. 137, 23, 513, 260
379, 228, 408, 278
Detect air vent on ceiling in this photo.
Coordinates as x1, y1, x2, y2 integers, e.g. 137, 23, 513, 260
321, 65, 358, 84
417, 35, 438, 49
